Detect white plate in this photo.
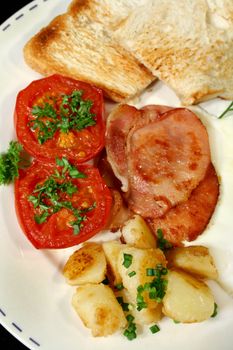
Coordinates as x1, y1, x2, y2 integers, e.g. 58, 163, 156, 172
1, 1, 233, 349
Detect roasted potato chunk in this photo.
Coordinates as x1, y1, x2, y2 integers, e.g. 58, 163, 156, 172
118, 246, 167, 308
162, 269, 215, 323
115, 288, 163, 325
167, 246, 218, 280
63, 242, 106, 285
102, 240, 123, 285
121, 215, 157, 248
72, 284, 127, 337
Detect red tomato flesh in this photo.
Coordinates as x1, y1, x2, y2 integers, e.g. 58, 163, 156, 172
15, 74, 105, 162
15, 160, 112, 249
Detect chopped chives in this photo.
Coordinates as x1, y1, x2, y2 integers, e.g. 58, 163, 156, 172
116, 296, 129, 312
128, 271, 136, 277
123, 314, 137, 340
173, 319, 180, 324
211, 303, 218, 317
115, 283, 124, 290
150, 324, 160, 334
126, 314, 134, 323
157, 228, 173, 251
122, 253, 133, 268
146, 268, 156, 276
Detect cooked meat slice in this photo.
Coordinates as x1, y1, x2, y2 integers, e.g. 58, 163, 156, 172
106, 104, 139, 191
106, 104, 173, 191
147, 163, 219, 246
127, 108, 211, 218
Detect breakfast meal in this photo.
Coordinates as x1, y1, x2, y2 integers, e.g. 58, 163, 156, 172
1, 0, 233, 345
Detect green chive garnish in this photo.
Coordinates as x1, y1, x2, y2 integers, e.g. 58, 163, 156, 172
146, 268, 156, 276
173, 320, 180, 324
211, 303, 218, 317
115, 283, 124, 291
150, 324, 160, 334
128, 271, 136, 277
123, 253, 133, 268
123, 314, 137, 340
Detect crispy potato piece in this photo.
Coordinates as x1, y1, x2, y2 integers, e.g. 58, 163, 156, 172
115, 288, 163, 325
118, 246, 166, 308
162, 269, 215, 323
102, 240, 123, 286
133, 303, 162, 325
166, 246, 218, 280
63, 242, 106, 285
121, 215, 157, 248
72, 284, 127, 337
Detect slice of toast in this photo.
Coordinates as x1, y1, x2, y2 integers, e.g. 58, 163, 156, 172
23, 0, 154, 102
115, 0, 233, 105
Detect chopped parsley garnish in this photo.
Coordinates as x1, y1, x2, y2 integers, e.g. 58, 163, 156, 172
211, 302, 218, 318
157, 228, 173, 251
122, 253, 133, 268
0, 141, 24, 185
218, 101, 233, 119
136, 264, 168, 311
123, 314, 137, 341
55, 157, 86, 179
150, 324, 160, 334
28, 157, 95, 234
29, 90, 96, 144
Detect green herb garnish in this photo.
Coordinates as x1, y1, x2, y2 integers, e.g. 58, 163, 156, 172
29, 90, 96, 144
211, 302, 218, 318
136, 291, 148, 311
123, 314, 137, 341
173, 319, 180, 324
128, 271, 136, 278
150, 324, 160, 334
28, 157, 95, 234
55, 157, 86, 179
136, 264, 168, 311
0, 141, 24, 185
218, 101, 233, 119
157, 228, 173, 251
115, 283, 124, 291
116, 297, 129, 312
122, 253, 133, 268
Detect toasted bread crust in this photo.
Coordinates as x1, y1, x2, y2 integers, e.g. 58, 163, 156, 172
23, 1, 154, 102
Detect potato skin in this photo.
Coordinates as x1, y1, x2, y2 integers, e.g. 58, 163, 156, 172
162, 269, 215, 323
72, 283, 127, 337
63, 242, 106, 285
121, 215, 157, 248
166, 245, 218, 280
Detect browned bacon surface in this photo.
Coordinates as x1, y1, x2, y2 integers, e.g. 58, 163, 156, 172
127, 108, 211, 218
106, 104, 173, 191
147, 164, 219, 246
106, 104, 139, 191
105, 104, 218, 245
